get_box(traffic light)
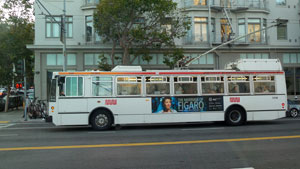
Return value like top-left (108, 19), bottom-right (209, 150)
top-left (16, 60), bottom-right (24, 76)
top-left (16, 83), bottom-right (23, 89)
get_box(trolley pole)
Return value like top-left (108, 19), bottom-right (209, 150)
top-left (62, 0), bottom-right (67, 72)
top-left (24, 58), bottom-right (28, 121)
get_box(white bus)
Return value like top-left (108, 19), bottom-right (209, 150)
top-left (47, 59), bottom-right (287, 130)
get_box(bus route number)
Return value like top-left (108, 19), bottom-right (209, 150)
top-left (230, 97), bottom-right (240, 103)
top-left (105, 99), bottom-right (117, 105)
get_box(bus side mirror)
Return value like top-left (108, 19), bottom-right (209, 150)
top-left (58, 77), bottom-right (65, 85)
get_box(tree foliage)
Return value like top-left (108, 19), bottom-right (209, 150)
top-left (0, 0), bottom-right (34, 112)
top-left (94, 0), bottom-right (190, 68)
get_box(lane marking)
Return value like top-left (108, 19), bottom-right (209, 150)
top-left (0, 121), bottom-right (10, 124)
top-left (181, 127), bottom-right (225, 131)
top-left (0, 124), bottom-right (15, 129)
top-left (1, 135), bottom-right (300, 151)
top-left (0, 134), bottom-right (19, 137)
top-left (0, 126), bottom-right (75, 130)
top-left (231, 168), bottom-right (254, 169)
top-left (88, 131), bottom-right (116, 134)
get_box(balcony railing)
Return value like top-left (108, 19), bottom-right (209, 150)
top-left (182, 0), bottom-right (269, 11)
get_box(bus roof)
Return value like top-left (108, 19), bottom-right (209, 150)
top-left (52, 59), bottom-right (284, 78)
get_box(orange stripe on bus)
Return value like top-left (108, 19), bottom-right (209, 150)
top-left (59, 72), bottom-right (156, 75)
top-left (58, 71), bottom-right (284, 76)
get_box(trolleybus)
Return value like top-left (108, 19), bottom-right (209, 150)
top-left (47, 59), bottom-right (287, 130)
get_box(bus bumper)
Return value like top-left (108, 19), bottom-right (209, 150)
top-left (45, 116), bottom-right (53, 123)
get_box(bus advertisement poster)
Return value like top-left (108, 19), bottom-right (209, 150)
top-left (152, 96), bottom-right (223, 113)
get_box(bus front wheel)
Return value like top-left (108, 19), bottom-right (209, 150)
top-left (225, 107), bottom-right (246, 126)
top-left (91, 110), bottom-right (113, 131)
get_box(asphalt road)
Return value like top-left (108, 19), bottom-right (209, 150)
top-left (1, 118), bottom-right (300, 169)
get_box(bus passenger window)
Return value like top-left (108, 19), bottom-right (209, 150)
top-left (228, 76), bottom-right (250, 94)
top-left (174, 76), bottom-right (197, 95)
top-left (116, 76), bottom-right (142, 96)
top-left (253, 76), bottom-right (275, 94)
top-left (92, 77), bottom-right (113, 96)
top-left (201, 76), bottom-right (224, 94)
top-left (146, 76), bottom-right (170, 95)
top-left (65, 77), bottom-right (84, 97)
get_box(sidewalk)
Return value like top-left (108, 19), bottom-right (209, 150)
top-left (0, 108), bottom-right (41, 123)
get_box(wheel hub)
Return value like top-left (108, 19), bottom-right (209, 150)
top-left (229, 110), bottom-right (241, 123)
top-left (95, 114), bottom-right (108, 127)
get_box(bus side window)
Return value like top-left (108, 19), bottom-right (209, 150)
top-left (65, 77), bottom-right (84, 97)
top-left (146, 76), bottom-right (170, 95)
top-left (92, 76), bottom-right (113, 96)
top-left (228, 76), bottom-right (250, 94)
top-left (174, 76), bottom-right (197, 95)
top-left (116, 76), bottom-right (142, 96)
top-left (253, 76), bottom-right (275, 94)
top-left (201, 76), bottom-right (224, 94)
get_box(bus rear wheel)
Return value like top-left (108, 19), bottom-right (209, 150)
top-left (225, 107), bottom-right (246, 126)
top-left (91, 110), bottom-right (113, 131)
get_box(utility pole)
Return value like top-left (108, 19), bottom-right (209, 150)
top-left (62, 0), bottom-right (67, 72)
top-left (24, 58), bottom-right (27, 121)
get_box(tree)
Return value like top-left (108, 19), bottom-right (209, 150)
top-left (0, 0), bottom-right (34, 112)
top-left (94, 0), bottom-right (190, 67)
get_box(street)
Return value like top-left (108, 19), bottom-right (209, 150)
top-left (1, 118), bottom-right (300, 169)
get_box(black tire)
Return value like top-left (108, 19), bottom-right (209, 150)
top-left (290, 108), bottom-right (299, 118)
top-left (90, 110), bottom-right (113, 131)
top-left (225, 107), bottom-right (246, 126)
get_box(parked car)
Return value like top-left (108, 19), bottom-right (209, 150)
top-left (0, 95), bottom-right (23, 111)
top-left (0, 98), bottom-right (5, 111)
top-left (287, 99), bottom-right (300, 117)
top-left (0, 88), bottom-right (7, 98)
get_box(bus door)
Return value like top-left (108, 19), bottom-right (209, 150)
top-left (48, 78), bottom-right (58, 124)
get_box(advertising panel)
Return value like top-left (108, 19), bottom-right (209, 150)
top-left (152, 96), bottom-right (223, 113)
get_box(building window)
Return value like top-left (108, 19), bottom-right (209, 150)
top-left (210, 18), bottom-right (215, 42)
top-left (277, 20), bottom-right (287, 40)
top-left (283, 53), bottom-right (300, 64)
top-left (194, 17), bottom-right (208, 42)
top-left (194, 0), bottom-right (207, 5)
top-left (188, 53), bottom-right (214, 64)
top-left (220, 0), bottom-right (231, 8)
top-left (262, 19), bottom-right (267, 43)
top-left (86, 16), bottom-right (101, 42)
top-left (238, 19), bottom-right (246, 42)
top-left (220, 18), bottom-right (232, 42)
top-left (276, 0), bottom-right (286, 5)
top-left (46, 16), bottom-right (72, 38)
top-left (240, 53), bottom-right (269, 59)
top-left (85, 0), bottom-right (99, 5)
top-left (84, 53), bottom-right (112, 66)
top-left (65, 17), bottom-right (73, 38)
top-left (46, 54), bottom-right (76, 66)
top-left (248, 19), bottom-right (261, 43)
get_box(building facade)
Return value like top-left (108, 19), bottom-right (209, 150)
top-left (27, 0), bottom-right (300, 100)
